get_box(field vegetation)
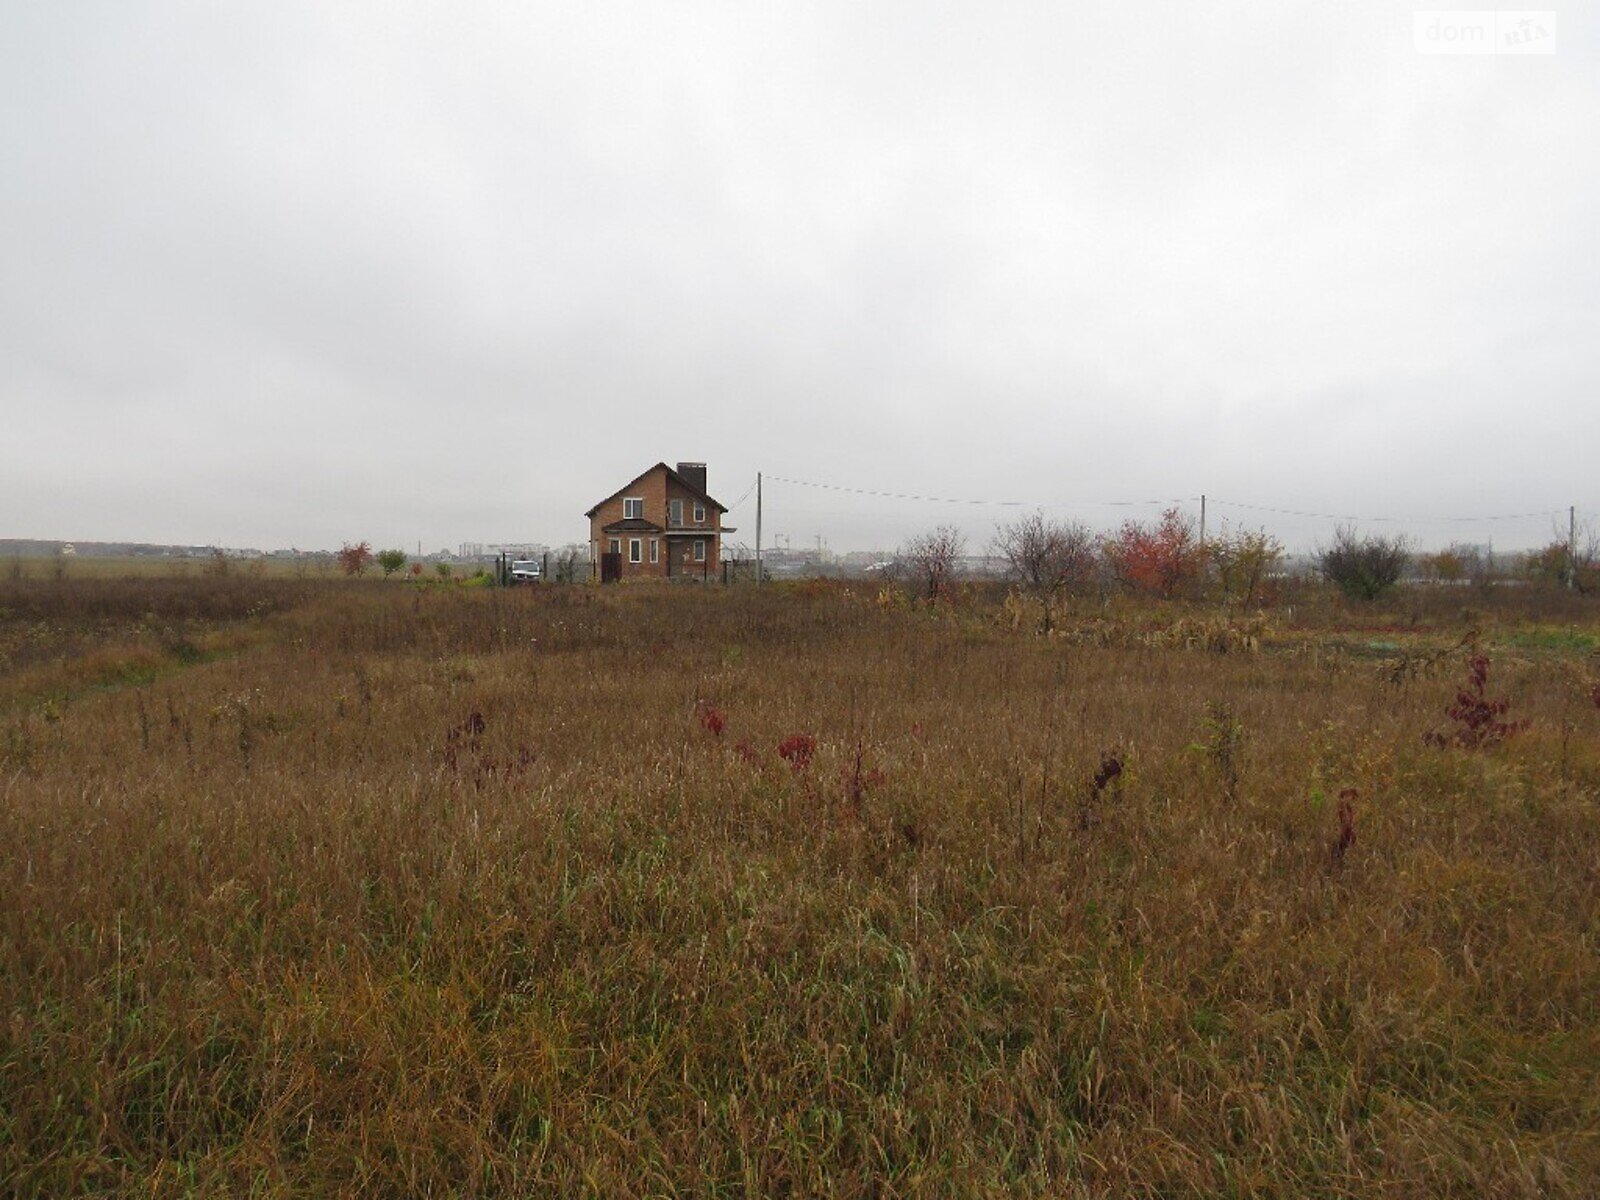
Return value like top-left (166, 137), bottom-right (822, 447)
top-left (2, 567), bottom-right (1598, 1196)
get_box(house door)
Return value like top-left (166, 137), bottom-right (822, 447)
top-left (600, 552), bottom-right (622, 583)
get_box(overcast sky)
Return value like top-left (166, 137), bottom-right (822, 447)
top-left (4, 2), bottom-right (1595, 554)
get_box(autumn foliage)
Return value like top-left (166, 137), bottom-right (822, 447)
top-left (1424, 654), bottom-right (1527, 750)
top-left (695, 700), bottom-right (727, 737)
top-left (777, 733), bottom-right (817, 773)
top-left (337, 541), bottom-right (374, 577)
top-left (1103, 507), bottom-right (1203, 598)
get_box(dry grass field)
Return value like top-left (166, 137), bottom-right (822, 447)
top-left (3, 573), bottom-right (1598, 1197)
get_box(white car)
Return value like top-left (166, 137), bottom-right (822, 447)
top-left (510, 559), bottom-right (542, 582)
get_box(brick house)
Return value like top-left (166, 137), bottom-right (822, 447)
top-left (586, 462), bottom-right (734, 581)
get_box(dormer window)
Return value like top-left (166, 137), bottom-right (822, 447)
top-left (668, 499), bottom-right (683, 526)
top-left (623, 497), bottom-right (643, 520)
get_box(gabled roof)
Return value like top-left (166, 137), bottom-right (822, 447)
top-left (585, 462), bottom-right (728, 518)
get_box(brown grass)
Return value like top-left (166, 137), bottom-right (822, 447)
top-left (2, 577), bottom-right (1598, 1196)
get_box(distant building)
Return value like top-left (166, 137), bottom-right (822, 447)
top-left (585, 462), bottom-right (735, 582)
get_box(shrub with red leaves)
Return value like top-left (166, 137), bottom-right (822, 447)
top-left (778, 734), bottom-right (817, 773)
top-left (1091, 753), bottom-right (1123, 793)
top-left (1424, 654), bottom-right (1527, 750)
top-left (337, 541), bottom-right (374, 577)
top-left (695, 700), bottom-right (726, 738)
top-left (1331, 787), bottom-right (1357, 870)
top-left (440, 711), bottom-right (533, 788)
top-left (734, 739), bottom-right (760, 764)
top-left (1077, 750), bottom-right (1124, 830)
top-left (1103, 507), bottom-right (1203, 599)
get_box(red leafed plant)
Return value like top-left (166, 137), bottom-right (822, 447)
top-left (841, 741), bottom-right (885, 811)
top-left (1331, 787), bottom-right (1357, 871)
top-left (694, 700), bottom-right (726, 738)
top-left (1077, 750), bottom-right (1124, 831)
top-left (1424, 654), bottom-right (1527, 750)
top-left (337, 541), bottom-right (374, 577)
top-left (1103, 507), bottom-right (1203, 599)
top-left (778, 734), bottom-right (817, 773)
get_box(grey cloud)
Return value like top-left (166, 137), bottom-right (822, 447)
top-left (3, 2), bottom-right (1594, 551)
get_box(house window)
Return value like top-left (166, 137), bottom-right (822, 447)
top-left (608, 538), bottom-right (620, 555)
top-left (623, 497), bottom-right (643, 520)
top-left (693, 501), bottom-right (706, 524)
top-left (649, 538), bottom-right (659, 563)
top-left (694, 539), bottom-right (706, 562)
top-left (629, 538), bottom-right (642, 564)
top-left (668, 499), bottom-right (683, 526)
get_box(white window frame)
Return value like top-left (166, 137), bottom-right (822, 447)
top-left (628, 538), bottom-right (642, 564)
top-left (668, 498), bottom-right (683, 526)
top-left (649, 538), bottom-right (659, 564)
top-left (694, 539), bottom-right (706, 562)
top-left (693, 501), bottom-right (706, 524)
top-left (608, 537), bottom-right (621, 555)
top-left (623, 497), bottom-right (643, 520)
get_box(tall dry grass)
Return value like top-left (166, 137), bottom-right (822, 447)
top-left (2, 578), bottom-right (1598, 1196)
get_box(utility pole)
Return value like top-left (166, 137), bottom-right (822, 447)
top-left (1199, 493), bottom-right (1207, 548)
top-left (1570, 505), bottom-right (1579, 591)
top-left (755, 472), bottom-right (763, 586)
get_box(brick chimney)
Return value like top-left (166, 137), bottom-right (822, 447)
top-left (675, 462), bottom-right (707, 494)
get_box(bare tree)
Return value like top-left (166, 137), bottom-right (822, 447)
top-left (1554, 516), bottom-right (1600, 592)
top-left (1582, 522), bottom-right (1600, 593)
top-left (551, 545), bottom-right (585, 584)
top-left (901, 525), bottom-right (965, 600)
top-left (992, 511), bottom-right (1096, 629)
top-left (1317, 527), bottom-right (1409, 601)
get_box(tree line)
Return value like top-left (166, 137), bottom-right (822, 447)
top-left (898, 508), bottom-right (1598, 613)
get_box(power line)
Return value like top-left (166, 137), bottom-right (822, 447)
top-left (755, 472), bottom-right (1582, 541)
top-left (723, 476), bottom-right (759, 512)
top-left (764, 473), bottom-right (1196, 510)
top-left (1207, 498), bottom-right (1568, 525)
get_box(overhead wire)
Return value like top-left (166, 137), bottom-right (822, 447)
top-left (723, 477), bottom-right (759, 512)
top-left (1205, 498), bottom-right (1569, 525)
top-left (757, 474), bottom-right (1573, 528)
top-left (763, 473), bottom-right (1196, 510)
